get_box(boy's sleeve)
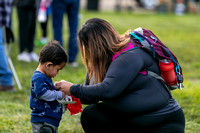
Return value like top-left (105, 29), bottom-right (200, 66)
top-left (32, 78), bottom-right (48, 99)
top-left (39, 90), bottom-right (63, 101)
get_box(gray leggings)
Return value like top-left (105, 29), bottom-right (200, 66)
top-left (31, 122), bottom-right (58, 133)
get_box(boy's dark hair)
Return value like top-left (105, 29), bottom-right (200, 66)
top-left (39, 40), bottom-right (68, 65)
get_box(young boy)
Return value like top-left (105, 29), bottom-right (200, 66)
top-left (30, 40), bottom-right (68, 133)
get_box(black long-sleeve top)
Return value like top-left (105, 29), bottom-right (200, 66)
top-left (70, 48), bottom-right (173, 114)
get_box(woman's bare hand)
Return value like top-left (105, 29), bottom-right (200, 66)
top-left (54, 80), bottom-right (73, 95)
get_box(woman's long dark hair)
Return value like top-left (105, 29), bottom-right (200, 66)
top-left (78, 18), bottom-right (130, 84)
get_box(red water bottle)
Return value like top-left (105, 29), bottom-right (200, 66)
top-left (159, 59), bottom-right (177, 86)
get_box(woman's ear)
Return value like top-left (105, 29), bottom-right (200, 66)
top-left (46, 62), bottom-right (53, 69)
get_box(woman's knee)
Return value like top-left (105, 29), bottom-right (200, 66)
top-left (81, 104), bottom-right (98, 122)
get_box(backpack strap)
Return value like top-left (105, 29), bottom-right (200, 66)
top-left (147, 71), bottom-right (164, 81)
top-left (147, 71), bottom-right (172, 97)
top-left (148, 71), bottom-right (178, 89)
top-left (130, 31), bottom-right (156, 58)
top-left (112, 47), bottom-right (140, 61)
top-left (112, 42), bottom-right (138, 61)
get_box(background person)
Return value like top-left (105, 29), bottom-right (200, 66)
top-left (52, 0), bottom-right (80, 67)
top-left (14, 0), bottom-right (39, 62)
top-left (0, 0), bottom-right (15, 92)
top-left (55, 18), bottom-right (185, 133)
top-left (35, 0), bottom-right (52, 46)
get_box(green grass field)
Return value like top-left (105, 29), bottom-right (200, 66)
top-left (0, 10), bottom-right (200, 132)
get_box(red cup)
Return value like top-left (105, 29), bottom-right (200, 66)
top-left (159, 59), bottom-right (177, 86)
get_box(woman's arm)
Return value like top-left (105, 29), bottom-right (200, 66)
top-left (70, 49), bottom-right (147, 101)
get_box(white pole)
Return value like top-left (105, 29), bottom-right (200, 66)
top-left (8, 57), bottom-right (22, 90)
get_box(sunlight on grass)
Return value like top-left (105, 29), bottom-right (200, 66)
top-left (0, 9), bottom-right (200, 132)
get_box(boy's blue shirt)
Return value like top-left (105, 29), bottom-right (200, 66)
top-left (30, 71), bottom-right (63, 127)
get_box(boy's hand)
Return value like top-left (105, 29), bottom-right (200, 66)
top-left (54, 80), bottom-right (73, 95)
top-left (61, 92), bottom-right (65, 98)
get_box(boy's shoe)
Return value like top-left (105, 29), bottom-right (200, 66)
top-left (0, 85), bottom-right (16, 92)
top-left (29, 52), bottom-right (39, 62)
top-left (17, 52), bottom-right (31, 62)
top-left (68, 61), bottom-right (78, 67)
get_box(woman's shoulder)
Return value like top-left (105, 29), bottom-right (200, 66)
top-left (114, 48), bottom-right (151, 63)
top-left (111, 47), bottom-right (157, 72)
